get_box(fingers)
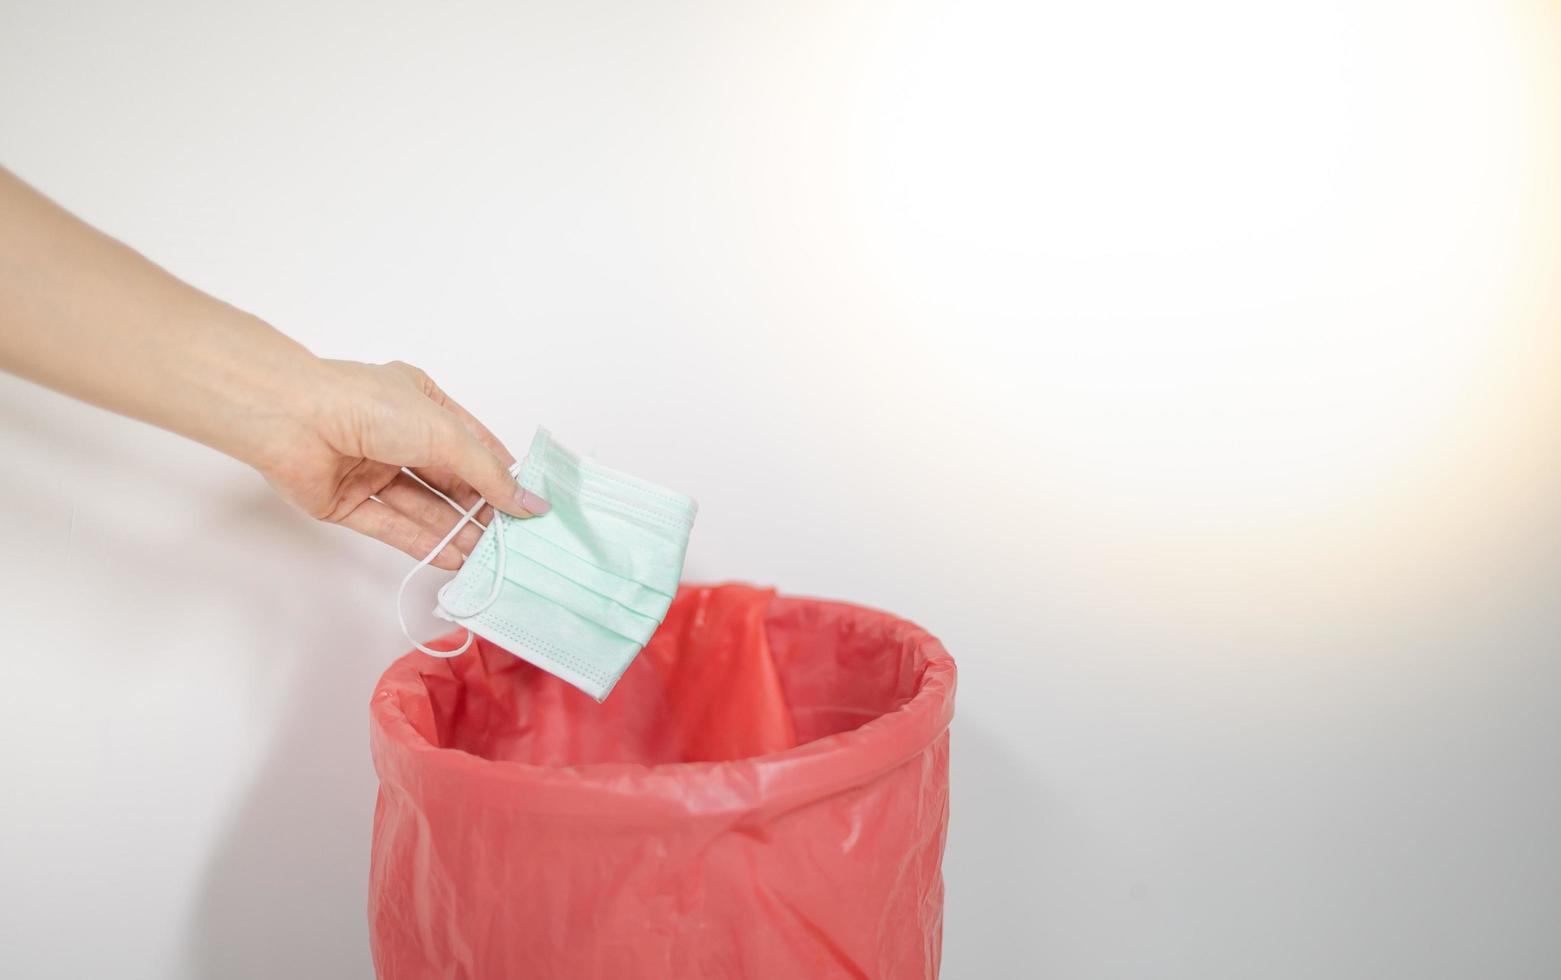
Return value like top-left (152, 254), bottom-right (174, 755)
top-left (431, 389), bottom-right (517, 469)
top-left (337, 498), bottom-right (465, 571)
top-left (420, 387), bottom-right (540, 520)
top-left (427, 414), bottom-right (550, 519)
top-left (408, 464), bottom-right (489, 519)
top-left (404, 467), bottom-right (520, 531)
top-left (397, 360), bottom-right (517, 468)
top-left (377, 471), bottom-right (486, 556)
top-left (379, 361), bottom-right (550, 519)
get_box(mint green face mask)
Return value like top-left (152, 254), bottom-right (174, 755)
top-left (395, 427), bottom-right (697, 702)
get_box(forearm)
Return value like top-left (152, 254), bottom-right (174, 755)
top-left (0, 166), bottom-right (321, 469)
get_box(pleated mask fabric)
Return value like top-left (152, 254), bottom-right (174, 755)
top-left (426, 428), bottom-right (697, 701)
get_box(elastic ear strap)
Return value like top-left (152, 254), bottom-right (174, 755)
top-left (396, 495), bottom-right (488, 658)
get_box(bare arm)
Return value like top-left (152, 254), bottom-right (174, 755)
top-left (0, 166), bottom-right (547, 568)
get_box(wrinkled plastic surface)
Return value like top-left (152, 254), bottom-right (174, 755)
top-left (369, 583), bottom-right (956, 979)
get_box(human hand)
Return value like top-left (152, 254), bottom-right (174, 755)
top-left (0, 169), bottom-right (549, 568)
top-left (0, 170), bottom-right (546, 569)
top-left (253, 358), bottom-right (548, 570)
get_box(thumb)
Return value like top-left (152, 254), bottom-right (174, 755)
top-left (435, 419), bottom-right (550, 518)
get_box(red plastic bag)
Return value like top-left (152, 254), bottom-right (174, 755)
top-left (368, 583), bottom-right (956, 979)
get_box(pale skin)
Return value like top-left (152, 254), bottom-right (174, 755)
top-left (0, 166), bottom-right (549, 569)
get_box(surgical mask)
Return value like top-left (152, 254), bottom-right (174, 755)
top-left (396, 427), bottom-right (697, 702)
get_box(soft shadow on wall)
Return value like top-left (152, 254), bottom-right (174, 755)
top-left (941, 718), bottom-right (1058, 978)
top-left (179, 494), bottom-right (396, 979)
top-left (0, 383), bottom-right (382, 979)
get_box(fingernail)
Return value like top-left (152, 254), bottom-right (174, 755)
top-left (520, 489), bottom-right (551, 516)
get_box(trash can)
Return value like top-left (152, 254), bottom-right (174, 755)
top-left (368, 583), bottom-right (956, 979)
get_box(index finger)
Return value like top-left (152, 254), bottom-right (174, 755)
top-left (425, 385), bottom-right (516, 468)
top-left (425, 413), bottom-right (548, 519)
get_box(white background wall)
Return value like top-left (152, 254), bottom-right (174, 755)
top-left (3, 1), bottom-right (1561, 977)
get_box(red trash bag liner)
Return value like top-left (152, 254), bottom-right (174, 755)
top-left (368, 582), bottom-right (956, 980)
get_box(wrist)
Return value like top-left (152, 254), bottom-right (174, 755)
top-left (190, 313), bottom-right (327, 475)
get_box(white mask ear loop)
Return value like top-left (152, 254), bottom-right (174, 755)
top-left (395, 492), bottom-right (509, 658)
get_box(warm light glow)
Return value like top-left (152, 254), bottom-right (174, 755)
top-left (791, 0), bottom-right (1561, 621)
